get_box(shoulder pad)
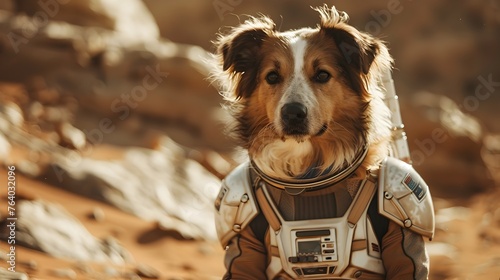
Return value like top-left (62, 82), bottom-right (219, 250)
top-left (378, 157), bottom-right (435, 240)
top-left (214, 162), bottom-right (259, 247)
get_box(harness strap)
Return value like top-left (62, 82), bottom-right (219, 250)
top-left (255, 180), bottom-right (282, 232)
top-left (270, 245), bottom-right (280, 257)
top-left (347, 170), bottom-right (378, 227)
top-left (352, 239), bottom-right (368, 251)
top-left (254, 169), bottom-right (379, 233)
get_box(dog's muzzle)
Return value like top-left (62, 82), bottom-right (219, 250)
top-left (281, 102), bottom-right (308, 135)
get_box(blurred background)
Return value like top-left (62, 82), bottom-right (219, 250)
top-left (0, 0), bottom-right (499, 279)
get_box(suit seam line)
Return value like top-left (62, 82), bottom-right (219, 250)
top-left (226, 235), bottom-right (243, 280)
top-left (400, 227), bottom-right (417, 280)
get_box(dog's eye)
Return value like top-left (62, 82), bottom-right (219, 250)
top-left (313, 71), bottom-right (331, 83)
top-left (265, 72), bottom-right (280, 85)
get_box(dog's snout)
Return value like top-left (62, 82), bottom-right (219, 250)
top-left (281, 102), bottom-right (307, 122)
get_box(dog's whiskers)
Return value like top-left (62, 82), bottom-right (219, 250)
top-left (249, 122), bottom-right (277, 149)
top-left (327, 121), bottom-right (350, 135)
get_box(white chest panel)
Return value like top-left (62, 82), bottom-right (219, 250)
top-left (262, 180), bottom-right (384, 279)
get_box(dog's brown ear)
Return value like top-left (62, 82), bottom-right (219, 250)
top-left (315, 5), bottom-right (381, 75)
top-left (216, 17), bottom-right (275, 99)
top-left (220, 28), bottom-right (267, 73)
top-left (315, 6), bottom-right (390, 94)
top-left (321, 26), bottom-right (384, 94)
top-left (327, 28), bottom-right (380, 75)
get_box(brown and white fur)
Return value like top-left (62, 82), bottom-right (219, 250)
top-left (212, 6), bottom-right (393, 180)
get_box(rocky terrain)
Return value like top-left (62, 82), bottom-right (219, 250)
top-left (0, 0), bottom-right (499, 279)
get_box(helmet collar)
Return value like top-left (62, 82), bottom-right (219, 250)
top-left (251, 144), bottom-right (369, 195)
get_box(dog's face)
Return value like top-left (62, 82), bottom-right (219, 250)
top-left (245, 29), bottom-right (369, 140)
top-left (214, 6), bottom-right (392, 179)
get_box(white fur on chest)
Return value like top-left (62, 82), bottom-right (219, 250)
top-left (253, 138), bottom-right (313, 178)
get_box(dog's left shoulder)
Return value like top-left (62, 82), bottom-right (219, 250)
top-left (214, 162), bottom-right (259, 247)
top-left (377, 157), bottom-right (435, 240)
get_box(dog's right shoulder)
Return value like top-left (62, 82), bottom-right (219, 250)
top-left (214, 162), bottom-right (260, 247)
top-left (377, 157), bottom-right (435, 240)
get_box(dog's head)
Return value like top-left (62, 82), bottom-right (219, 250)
top-left (213, 6), bottom-right (393, 179)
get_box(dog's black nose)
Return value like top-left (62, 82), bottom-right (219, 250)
top-left (281, 102), bottom-right (307, 122)
top-left (281, 102), bottom-right (308, 135)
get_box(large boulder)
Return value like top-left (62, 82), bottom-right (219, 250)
top-left (43, 137), bottom-right (221, 240)
top-left (0, 3), bottom-right (230, 151)
top-left (14, 0), bottom-right (159, 43)
top-left (0, 200), bottom-right (132, 263)
top-left (0, 81), bottom-right (225, 240)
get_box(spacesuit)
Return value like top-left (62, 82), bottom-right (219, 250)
top-left (214, 154), bottom-right (435, 279)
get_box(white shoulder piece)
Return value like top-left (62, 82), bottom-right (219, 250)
top-left (214, 162), bottom-right (259, 247)
top-left (378, 157), bottom-right (435, 240)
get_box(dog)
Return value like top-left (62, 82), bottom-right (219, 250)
top-left (212, 5), bottom-right (433, 279)
top-left (213, 6), bottom-right (392, 180)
